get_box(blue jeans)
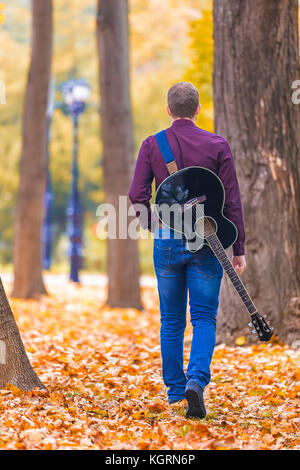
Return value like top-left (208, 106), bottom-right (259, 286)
top-left (153, 228), bottom-right (223, 402)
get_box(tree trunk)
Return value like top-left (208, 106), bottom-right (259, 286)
top-left (0, 278), bottom-right (44, 390)
top-left (12, 0), bottom-right (53, 299)
top-left (96, 0), bottom-right (142, 309)
top-left (213, 0), bottom-right (300, 344)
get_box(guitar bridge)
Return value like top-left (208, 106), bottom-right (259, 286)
top-left (183, 195), bottom-right (207, 211)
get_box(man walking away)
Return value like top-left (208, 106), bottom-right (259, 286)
top-left (129, 82), bottom-right (246, 418)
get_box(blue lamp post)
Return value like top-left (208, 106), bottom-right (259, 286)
top-left (42, 79), bottom-right (55, 270)
top-left (59, 79), bottom-right (90, 282)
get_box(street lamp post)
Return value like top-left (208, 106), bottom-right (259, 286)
top-left (59, 79), bottom-right (90, 282)
top-left (42, 79), bottom-right (55, 270)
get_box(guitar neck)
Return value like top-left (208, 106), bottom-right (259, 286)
top-left (206, 232), bottom-right (257, 316)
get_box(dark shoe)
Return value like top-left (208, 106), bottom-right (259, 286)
top-left (185, 380), bottom-right (206, 419)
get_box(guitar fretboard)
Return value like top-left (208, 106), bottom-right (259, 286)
top-left (206, 232), bottom-right (257, 315)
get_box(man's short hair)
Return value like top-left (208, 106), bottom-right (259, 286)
top-left (167, 82), bottom-right (199, 119)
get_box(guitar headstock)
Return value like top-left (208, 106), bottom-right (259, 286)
top-left (249, 313), bottom-right (273, 342)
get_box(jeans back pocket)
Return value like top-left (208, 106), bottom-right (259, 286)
top-left (153, 241), bottom-right (173, 273)
top-left (193, 250), bottom-right (223, 280)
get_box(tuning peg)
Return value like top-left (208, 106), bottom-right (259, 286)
top-left (251, 329), bottom-right (256, 335)
top-left (248, 322), bottom-right (252, 328)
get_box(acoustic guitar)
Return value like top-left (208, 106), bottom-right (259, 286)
top-left (154, 166), bottom-right (273, 342)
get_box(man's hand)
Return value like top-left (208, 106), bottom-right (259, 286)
top-left (232, 255), bottom-right (246, 275)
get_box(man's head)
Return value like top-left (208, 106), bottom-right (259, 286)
top-left (167, 82), bottom-right (200, 121)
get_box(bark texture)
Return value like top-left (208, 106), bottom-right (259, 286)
top-left (214, 0), bottom-right (300, 344)
top-left (12, 0), bottom-right (52, 299)
top-left (0, 278), bottom-right (44, 390)
top-left (96, 0), bottom-right (142, 309)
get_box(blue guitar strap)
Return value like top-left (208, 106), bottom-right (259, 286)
top-left (155, 130), bottom-right (178, 174)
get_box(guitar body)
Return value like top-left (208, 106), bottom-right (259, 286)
top-left (154, 166), bottom-right (237, 252)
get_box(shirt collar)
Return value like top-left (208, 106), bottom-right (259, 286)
top-left (171, 119), bottom-right (197, 128)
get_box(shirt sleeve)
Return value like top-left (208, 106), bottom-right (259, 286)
top-left (128, 138), bottom-right (156, 231)
top-left (217, 140), bottom-right (245, 256)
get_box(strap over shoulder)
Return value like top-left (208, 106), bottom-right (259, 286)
top-left (155, 130), bottom-right (178, 175)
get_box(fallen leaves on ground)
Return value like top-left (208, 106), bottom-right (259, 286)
top-left (0, 275), bottom-right (299, 450)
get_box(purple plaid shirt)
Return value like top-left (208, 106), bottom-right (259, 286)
top-left (129, 119), bottom-right (245, 256)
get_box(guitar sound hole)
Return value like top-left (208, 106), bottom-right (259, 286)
top-left (203, 217), bottom-right (216, 237)
top-left (195, 217), bottom-right (216, 238)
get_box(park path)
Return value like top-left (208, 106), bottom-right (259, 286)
top-left (0, 274), bottom-right (298, 449)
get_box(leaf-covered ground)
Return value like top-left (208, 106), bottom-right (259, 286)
top-left (0, 275), bottom-right (299, 450)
